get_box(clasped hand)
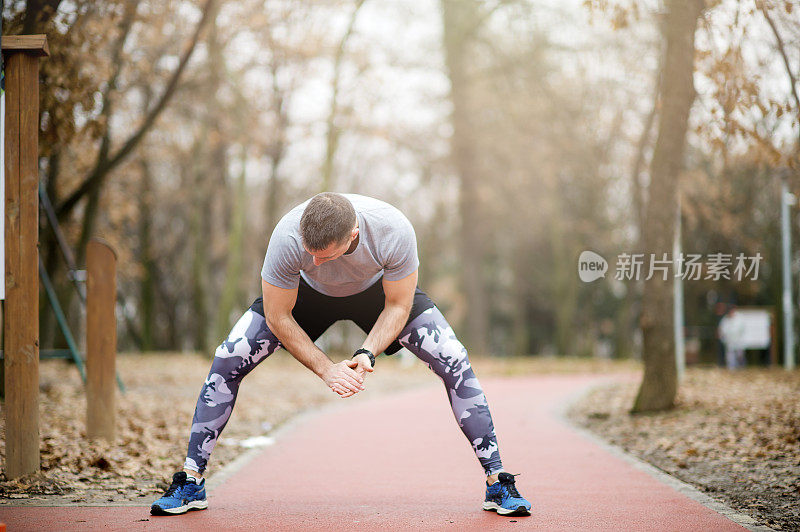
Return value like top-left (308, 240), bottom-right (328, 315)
top-left (321, 352), bottom-right (374, 398)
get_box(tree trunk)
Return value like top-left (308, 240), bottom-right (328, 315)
top-left (620, 65), bottom-right (661, 361)
top-left (138, 157), bottom-right (156, 351)
top-left (22, 0), bottom-right (63, 34)
top-left (39, 151), bottom-right (62, 348)
top-left (442, 0), bottom-right (490, 355)
top-left (550, 201), bottom-right (579, 356)
top-left (188, 145), bottom-right (211, 354)
top-left (266, 59), bottom-right (288, 233)
top-left (203, 5), bottom-right (241, 347)
top-left (631, 83), bottom-right (660, 238)
top-left (321, 0), bottom-right (366, 192)
top-left (56, 0), bottom-right (217, 224)
top-left (215, 150), bottom-right (248, 342)
top-left (266, 152), bottom-right (281, 234)
top-left (632, 0), bottom-right (703, 413)
top-left (511, 240), bottom-right (530, 357)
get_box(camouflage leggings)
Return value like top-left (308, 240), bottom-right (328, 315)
top-left (183, 306), bottom-right (503, 476)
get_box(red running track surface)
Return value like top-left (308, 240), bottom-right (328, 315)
top-left (0, 374), bottom-right (747, 531)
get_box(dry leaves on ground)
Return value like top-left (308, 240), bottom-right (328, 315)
top-left (569, 367), bottom-right (800, 531)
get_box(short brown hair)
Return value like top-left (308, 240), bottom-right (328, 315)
top-left (300, 193), bottom-right (357, 251)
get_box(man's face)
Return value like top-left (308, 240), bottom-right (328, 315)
top-left (305, 227), bottom-right (359, 266)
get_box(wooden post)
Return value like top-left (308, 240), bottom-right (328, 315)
top-left (86, 238), bottom-right (117, 441)
top-left (3, 35), bottom-right (48, 479)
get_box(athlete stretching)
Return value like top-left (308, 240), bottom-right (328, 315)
top-left (151, 192), bottom-right (531, 517)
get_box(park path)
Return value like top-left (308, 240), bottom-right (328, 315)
top-left (0, 374), bottom-right (749, 531)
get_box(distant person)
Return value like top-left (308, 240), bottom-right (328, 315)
top-left (713, 302), bottom-right (729, 367)
top-left (718, 306), bottom-right (746, 369)
top-left (150, 193), bottom-right (531, 517)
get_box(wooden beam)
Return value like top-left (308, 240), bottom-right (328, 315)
top-left (1, 35), bottom-right (49, 57)
top-left (3, 41), bottom-right (46, 478)
top-left (86, 239), bottom-right (117, 441)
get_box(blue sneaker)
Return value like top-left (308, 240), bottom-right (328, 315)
top-left (483, 472), bottom-right (531, 516)
top-left (150, 472), bottom-right (208, 516)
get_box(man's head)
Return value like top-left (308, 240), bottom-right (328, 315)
top-left (300, 192), bottom-right (359, 266)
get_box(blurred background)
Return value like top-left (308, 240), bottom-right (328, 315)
top-left (3, 0), bottom-right (799, 365)
top-left (2, 3), bottom-right (800, 526)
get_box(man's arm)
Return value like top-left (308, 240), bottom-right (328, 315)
top-left (262, 279), bottom-right (364, 396)
top-left (352, 270), bottom-right (417, 376)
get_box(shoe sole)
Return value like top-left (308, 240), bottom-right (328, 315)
top-left (483, 501), bottom-right (531, 516)
top-left (151, 500), bottom-right (208, 516)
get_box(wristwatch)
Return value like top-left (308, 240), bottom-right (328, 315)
top-left (353, 348), bottom-right (375, 368)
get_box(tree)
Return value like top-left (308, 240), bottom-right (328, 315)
top-left (4, 0), bottom-right (217, 347)
top-left (633, 0), bottom-right (705, 413)
top-left (441, 0), bottom-right (491, 355)
top-left (55, 0), bottom-right (218, 259)
top-left (321, 0), bottom-right (366, 192)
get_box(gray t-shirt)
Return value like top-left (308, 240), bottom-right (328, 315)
top-left (261, 194), bottom-right (419, 297)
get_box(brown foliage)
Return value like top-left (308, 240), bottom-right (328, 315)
top-left (572, 368), bottom-right (800, 530)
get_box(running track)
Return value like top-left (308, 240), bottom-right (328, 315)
top-left (0, 375), bottom-right (752, 531)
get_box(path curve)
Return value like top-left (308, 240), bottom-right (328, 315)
top-left (0, 374), bottom-right (749, 531)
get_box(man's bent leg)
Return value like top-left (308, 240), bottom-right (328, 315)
top-left (184, 309), bottom-right (282, 475)
top-left (397, 306), bottom-right (503, 476)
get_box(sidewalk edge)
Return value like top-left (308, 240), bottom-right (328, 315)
top-left (554, 382), bottom-right (774, 532)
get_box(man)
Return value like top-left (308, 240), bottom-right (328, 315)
top-left (151, 192), bottom-right (531, 517)
top-left (718, 306), bottom-right (746, 369)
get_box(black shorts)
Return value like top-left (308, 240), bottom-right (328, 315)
top-left (248, 276), bottom-right (435, 355)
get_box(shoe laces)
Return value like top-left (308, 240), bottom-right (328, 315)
top-left (163, 474), bottom-right (188, 497)
top-left (500, 473), bottom-right (522, 498)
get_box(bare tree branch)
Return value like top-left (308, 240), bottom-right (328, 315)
top-left (22, 0), bottom-right (63, 33)
top-left (95, 1), bottom-right (138, 168)
top-left (464, 0), bottom-right (514, 41)
top-left (758, 1), bottom-right (800, 146)
top-left (56, 0), bottom-right (218, 221)
top-left (631, 75), bottom-right (661, 238)
top-left (321, 0), bottom-right (366, 191)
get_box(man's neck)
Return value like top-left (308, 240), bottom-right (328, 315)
top-left (344, 217), bottom-right (360, 255)
top-left (344, 233), bottom-right (359, 255)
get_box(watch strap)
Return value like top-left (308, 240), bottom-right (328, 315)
top-left (353, 348), bottom-right (375, 367)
